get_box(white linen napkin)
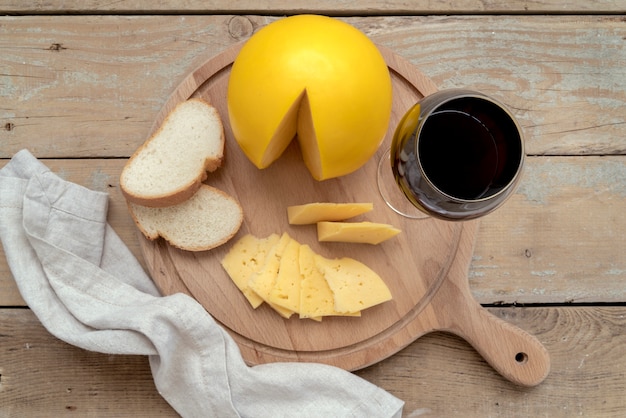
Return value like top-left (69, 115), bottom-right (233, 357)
top-left (0, 149), bottom-right (404, 418)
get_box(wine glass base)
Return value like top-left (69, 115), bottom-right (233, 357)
top-left (377, 149), bottom-right (429, 219)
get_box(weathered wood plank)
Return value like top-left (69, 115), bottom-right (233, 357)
top-left (0, 0), bottom-right (625, 14)
top-left (1, 156), bottom-right (624, 306)
top-left (0, 309), bottom-right (175, 417)
top-left (472, 155), bottom-right (626, 304)
top-left (1, 306), bottom-right (624, 417)
top-left (1, 15), bottom-right (625, 158)
top-left (0, 14), bottom-right (268, 160)
top-left (357, 306), bottom-right (626, 417)
top-left (375, 15), bottom-right (626, 157)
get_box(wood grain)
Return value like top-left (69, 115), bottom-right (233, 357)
top-left (1, 307), bottom-right (623, 417)
top-left (1, 16), bottom-right (625, 157)
top-left (472, 155), bottom-right (626, 305)
top-left (357, 306), bottom-right (626, 417)
top-left (1, 0), bottom-right (625, 14)
top-left (0, 309), bottom-right (174, 417)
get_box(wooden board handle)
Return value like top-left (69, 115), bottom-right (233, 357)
top-left (433, 255), bottom-right (551, 386)
top-left (458, 299), bottom-right (550, 386)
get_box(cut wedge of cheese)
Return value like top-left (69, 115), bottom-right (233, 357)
top-left (287, 202), bottom-right (373, 225)
top-left (317, 221), bottom-right (401, 245)
top-left (220, 233), bottom-right (280, 308)
top-left (313, 254), bottom-right (392, 313)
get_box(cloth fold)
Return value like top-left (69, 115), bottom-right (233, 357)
top-left (0, 149), bottom-right (404, 418)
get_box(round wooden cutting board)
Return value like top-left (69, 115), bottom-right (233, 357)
top-left (137, 43), bottom-right (550, 387)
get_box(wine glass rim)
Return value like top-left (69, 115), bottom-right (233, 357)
top-left (415, 90), bottom-right (525, 204)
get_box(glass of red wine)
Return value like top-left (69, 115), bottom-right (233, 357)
top-left (377, 89), bottom-right (524, 221)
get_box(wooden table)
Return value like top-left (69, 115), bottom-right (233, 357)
top-left (1, 2), bottom-right (624, 416)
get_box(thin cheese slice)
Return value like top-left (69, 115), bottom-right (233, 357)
top-left (247, 232), bottom-right (294, 318)
top-left (298, 245), bottom-right (361, 319)
top-left (287, 202), bottom-right (373, 225)
top-left (223, 232), bottom-right (392, 320)
top-left (268, 238), bottom-right (302, 312)
top-left (220, 233), bottom-right (280, 308)
top-left (269, 300), bottom-right (295, 319)
top-left (317, 221), bottom-right (401, 245)
top-left (314, 254), bottom-right (392, 313)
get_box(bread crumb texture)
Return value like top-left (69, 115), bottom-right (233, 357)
top-left (128, 184), bottom-right (242, 252)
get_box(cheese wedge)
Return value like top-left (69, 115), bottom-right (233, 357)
top-left (287, 202), bottom-right (373, 225)
top-left (220, 233), bottom-right (280, 308)
top-left (314, 254), bottom-right (392, 313)
top-left (268, 238), bottom-right (302, 313)
top-left (317, 221), bottom-right (401, 245)
top-left (247, 232), bottom-right (294, 318)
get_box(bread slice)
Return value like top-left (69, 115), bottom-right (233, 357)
top-left (120, 98), bottom-right (225, 207)
top-left (128, 184), bottom-right (243, 252)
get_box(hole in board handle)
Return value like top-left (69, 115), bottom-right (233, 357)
top-left (515, 352), bottom-right (529, 364)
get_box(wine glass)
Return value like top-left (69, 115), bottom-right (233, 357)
top-left (378, 89), bottom-right (525, 221)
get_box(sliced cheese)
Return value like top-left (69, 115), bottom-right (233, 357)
top-left (269, 300), bottom-right (295, 319)
top-left (314, 254), bottom-right (392, 313)
top-left (220, 233), bottom-right (280, 308)
top-left (223, 231), bottom-right (392, 320)
top-left (247, 232), bottom-right (294, 318)
top-left (317, 221), bottom-right (401, 245)
top-left (287, 202), bottom-right (373, 225)
top-left (268, 238), bottom-right (302, 313)
top-left (298, 244), bottom-right (361, 319)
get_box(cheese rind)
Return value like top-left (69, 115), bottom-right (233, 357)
top-left (220, 233), bottom-right (280, 308)
top-left (287, 202), bottom-right (373, 225)
top-left (313, 254), bottom-right (392, 313)
top-left (317, 221), bottom-right (401, 245)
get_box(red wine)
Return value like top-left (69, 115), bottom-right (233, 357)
top-left (419, 110), bottom-right (498, 200)
top-left (390, 91), bottom-right (524, 220)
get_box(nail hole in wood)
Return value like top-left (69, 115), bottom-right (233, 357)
top-left (515, 352), bottom-right (528, 364)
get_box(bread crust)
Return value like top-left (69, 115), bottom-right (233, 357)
top-left (127, 184), bottom-right (243, 252)
top-left (120, 168), bottom-right (210, 208)
top-left (120, 98), bottom-right (225, 207)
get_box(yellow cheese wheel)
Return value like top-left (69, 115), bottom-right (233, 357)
top-left (227, 15), bottom-right (393, 180)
